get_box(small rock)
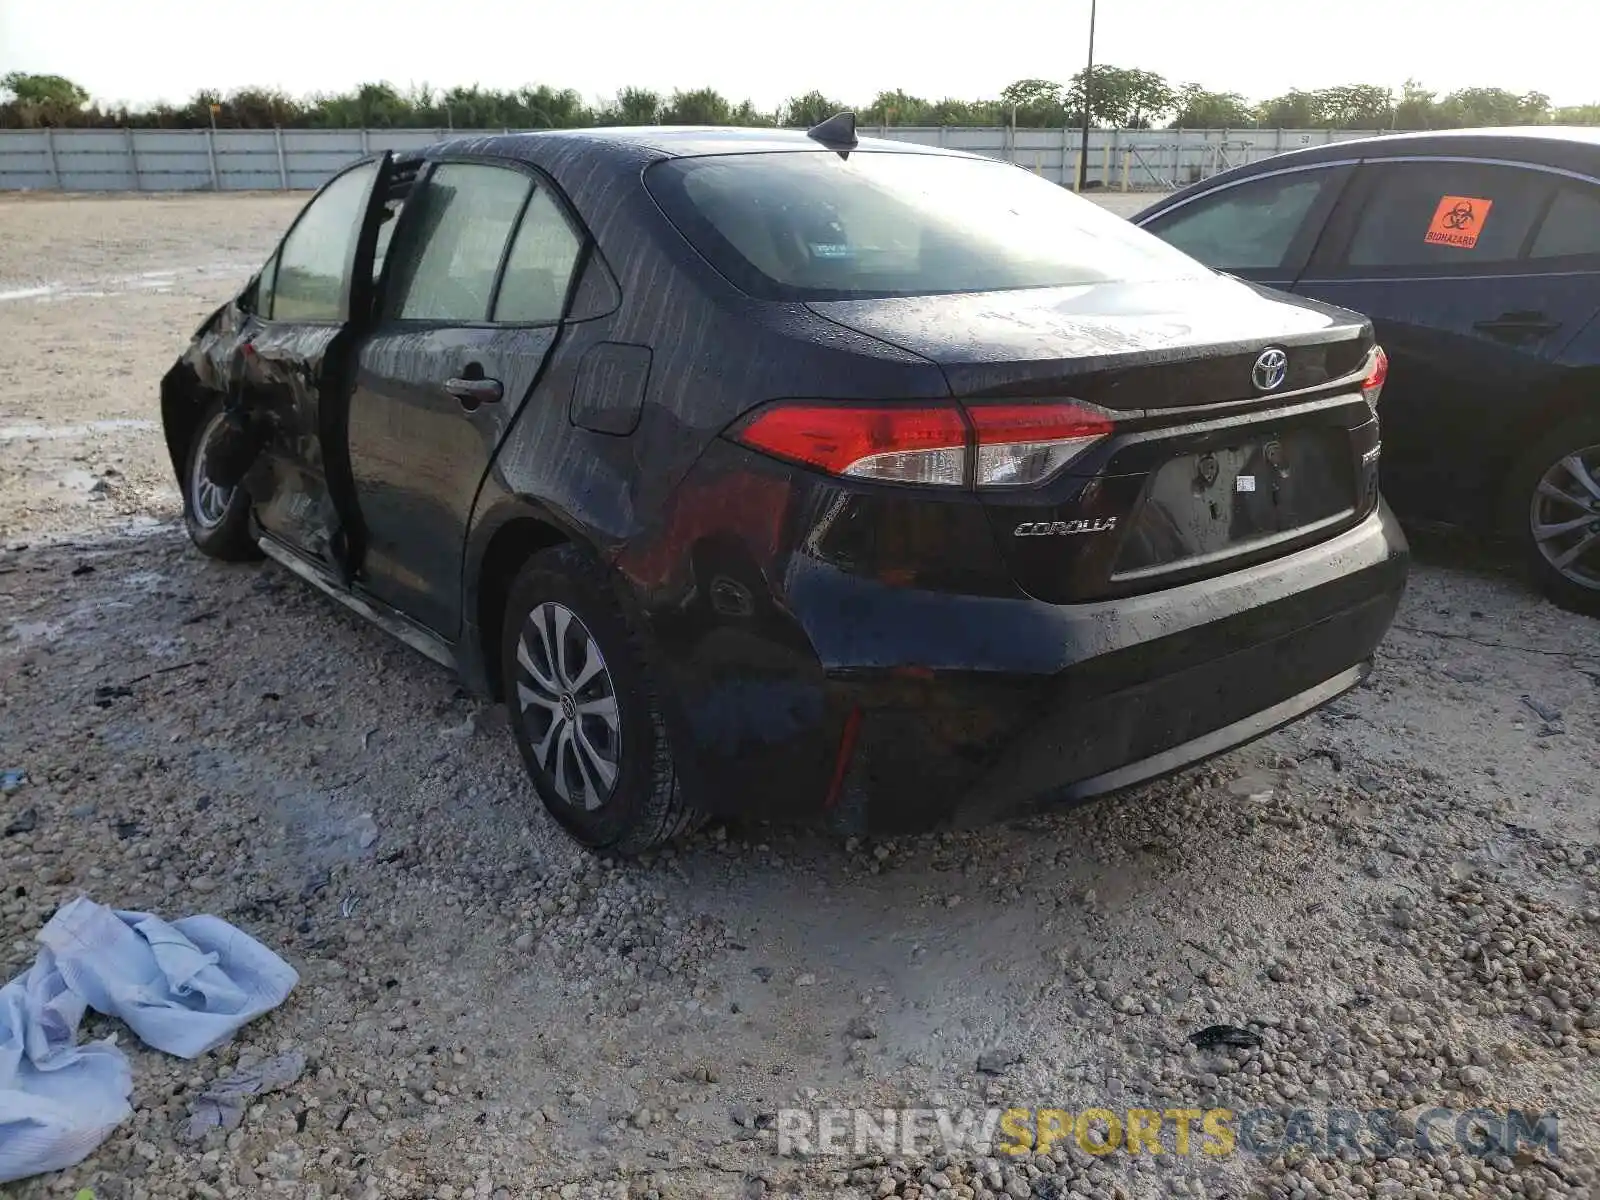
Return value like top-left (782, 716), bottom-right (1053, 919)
top-left (1458, 1065), bottom-right (1491, 1091)
top-left (731, 1103), bottom-right (755, 1128)
top-left (3, 808), bottom-right (37, 837)
top-left (846, 1015), bottom-right (880, 1040)
top-left (976, 1047), bottom-right (1018, 1075)
top-left (795, 973), bottom-right (816, 987)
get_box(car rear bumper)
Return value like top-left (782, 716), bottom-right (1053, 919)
top-left (645, 500), bottom-right (1408, 830)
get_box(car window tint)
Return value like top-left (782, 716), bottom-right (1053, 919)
top-left (1146, 171), bottom-right (1333, 271)
top-left (493, 188), bottom-right (582, 323)
top-left (389, 164), bottom-right (531, 322)
top-left (271, 161), bottom-right (378, 321)
top-left (1530, 184), bottom-right (1600, 259)
top-left (646, 151), bottom-right (1208, 301)
top-left (1344, 161), bottom-right (1553, 270)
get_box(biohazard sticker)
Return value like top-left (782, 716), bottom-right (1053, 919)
top-left (1425, 196), bottom-right (1493, 248)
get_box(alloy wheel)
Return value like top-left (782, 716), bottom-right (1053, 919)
top-left (514, 601), bottom-right (622, 811)
top-left (190, 410), bottom-right (235, 529)
top-left (1530, 444), bottom-right (1600, 592)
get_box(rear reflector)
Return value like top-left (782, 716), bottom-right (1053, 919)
top-left (1361, 345), bottom-right (1388, 411)
top-left (732, 400), bottom-right (1113, 488)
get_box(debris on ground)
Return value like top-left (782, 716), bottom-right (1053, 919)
top-left (0, 898), bottom-right (298, 1182)
top-left (178, 1049), bottom-right (306, 1142)
top-left (1187, 1023), bottom-right (1263, 1050)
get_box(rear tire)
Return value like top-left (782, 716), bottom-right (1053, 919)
top-left (499, 544), bottom-right (703, 855)
top-left (1505, 414), bottom-right (1600, 617)
top-left (182, 398), bottom-right (260, 562)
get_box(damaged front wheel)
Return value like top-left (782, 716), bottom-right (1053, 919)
top-left (183, 399), bottom-right (260, 562)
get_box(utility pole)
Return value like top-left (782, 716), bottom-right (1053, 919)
top-left (1076, 0), bottom-right (1097, 191)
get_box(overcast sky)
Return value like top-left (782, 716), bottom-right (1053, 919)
top-left (1, 0), bottom-right (1594, 111)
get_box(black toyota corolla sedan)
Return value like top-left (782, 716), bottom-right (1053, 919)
top-left (161, 118), bottom-right (1407, 853)
top-left (1135, 128), bottom-right (1600, 615)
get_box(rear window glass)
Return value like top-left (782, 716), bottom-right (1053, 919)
top-left (646, 151), bottom-right (1208, 300)
top-left (1530, 184), bottom-right (1600, 259)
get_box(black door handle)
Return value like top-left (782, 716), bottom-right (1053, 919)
top-left (1474, 312), bottom-right (1562, 337)
top-left (445, 376), bottom-right (503, 410)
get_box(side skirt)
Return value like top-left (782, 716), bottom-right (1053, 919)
top-left (257, 534), bottom-right (458, 673)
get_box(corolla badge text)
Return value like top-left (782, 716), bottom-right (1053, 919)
top-left (1014, 517), bottom-right (1119, 537)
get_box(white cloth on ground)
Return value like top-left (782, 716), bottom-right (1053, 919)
top-left (0, 897), bottom-right (298, 1184)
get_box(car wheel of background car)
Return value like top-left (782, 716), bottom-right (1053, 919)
top-left (499, 544), bottom-right (704, 854)
top-left (1506, 414), bottom-right (1600, 617)
top-left (183, 398), bottom-right (260, 562)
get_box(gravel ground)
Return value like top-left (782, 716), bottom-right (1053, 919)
top-left (2, 193), bottom-right (1599, 1200)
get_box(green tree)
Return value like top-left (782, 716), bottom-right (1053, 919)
top-left (595, 87), bottom-right (662, 126)
top-left (661, 88), bottom-right (731, 125)
top-left (1255, 88), bottom-right (1321, 127)
top-left (999, 78), bottom-right (1068, 126)
top-left (729, 100), bottom-right (775, 127)
top-left (1393, 79), bottom-right (1439, 129)
top-left (1315, 84), bottom-right (1393, 128)
top-left (1169, 84), bottom-right (1254, 127)
top-left (782, 90), bottom-right (847, 127)
top-left (1555, 104), bottom-right (1600, 125)
top-left (1068, 66), bottom-right (1175, 128)
top-left (0, 71), bottom-right (89, 126)
top-left (863, 89), bottom-right (933, 126)
top-left (1439, 87), bottom-right (1550, 127)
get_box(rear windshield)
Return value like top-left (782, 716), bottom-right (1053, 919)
top-left (646, 150), bottom-right (1209, 300)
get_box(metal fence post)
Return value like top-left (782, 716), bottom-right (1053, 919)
top-left (205, 127), bottom-right (220, 190)
top-left (44, 127), bottom-right (61, 189)
top-left (1060, 123), bottom-right (1070, 186)
top-left (360, 128), bottom-right (370, 155)
top-left (274, 127), bottom-right (289, 190)
top-left (125, 127), bottom-right (140, 190)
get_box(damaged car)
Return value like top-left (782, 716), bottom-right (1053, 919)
top-left (161, 117), bottom-right (1409, 854)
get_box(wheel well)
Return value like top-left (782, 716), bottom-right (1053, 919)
top-left (1493, 371), bottom-right (1600, 532)
top-left (159, 367), bottom-right (213, 481)
top-left (475, 516), bottom-right (571, 700)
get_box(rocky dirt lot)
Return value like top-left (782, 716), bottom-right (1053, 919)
top-left (2, 194), bottom-right (1599, 1200)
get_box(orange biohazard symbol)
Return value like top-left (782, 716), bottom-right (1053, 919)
top-left (1425, 195), bottom-right (1494, 248)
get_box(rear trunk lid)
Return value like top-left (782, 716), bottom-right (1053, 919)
top-left (809, 277), bottom-right (1382, 603)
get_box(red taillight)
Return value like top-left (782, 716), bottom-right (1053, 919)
top-left (1361, 346), bottom-right (1388, 410)
top-left (734, 403), bottom-right (968, 486)
top-left (732, 400), bottom-right (1112, 488)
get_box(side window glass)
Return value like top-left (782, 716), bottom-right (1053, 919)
top-left (389, 164), bottom-right (530, 322)
top-left (1146, 172), bottom-right (1333, 271)
top-left (1530, 184), bottom-right (1600, 259)
top-left (253, 250), bottom-right (279, 315)
top-left (493, 188), bottom-right (583, 323)
top-left (1343, 162), bottom-right (1552, 270)
top-left (271, 161), bottom-right (378, 321)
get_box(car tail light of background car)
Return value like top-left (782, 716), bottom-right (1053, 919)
top-left (1361, 346), bottom-right (1388, 413)
top-left (731, 400), bottom-right (1115, 489)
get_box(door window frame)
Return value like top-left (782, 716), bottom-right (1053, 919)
top-left (1138, 160), bottom-right (1357, 282)
top-left (254, 155), bottom-right (389, 326)
top-left (376, 156), bottom-right (593, 331)
top-left (1304, 155), bottom-right (1600, 282)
